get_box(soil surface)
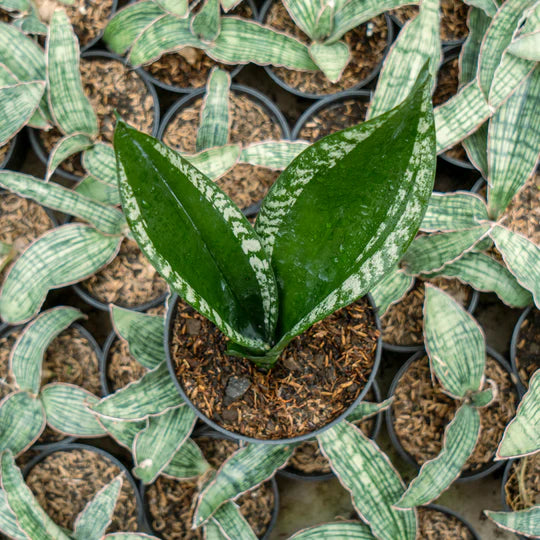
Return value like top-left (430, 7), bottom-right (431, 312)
top-left (417, 507), bottom-right (474, 539)
top-left (505, 454), bottom-right (540, 511)
top-left (0, 330), bottom-right (20, 402)
top-left (515, 308), bottom-right (540, 387)
top-left (107, 338), bottom-right (148, 391)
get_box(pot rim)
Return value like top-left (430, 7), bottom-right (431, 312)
top-left (79, 0), bottom-right (119, 52)
top-left (500, 458), bottom-right (530, 540)
top-left (421, 503), bottom-right (481, 540)
top-left (510, 306), bottom-right (533, 396)
top-left (0, 131), bottom-right (20, 170)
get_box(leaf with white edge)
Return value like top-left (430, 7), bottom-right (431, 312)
top-left (82, 143), bottom-right (118, 186)
top-left (47, 133), bottom-right (94, 180)
top-left (183, 144), bottom-right (240, 180)
top-left (290, 522), bottom-right (376, 539)
top-left (490, 225), bottom-right (540, 307)
top-left (133, 405), bottom-right (196, 484)
top-left (0, 224), bottom-right (121, 324)
top-left (370, 268), bottom-right (414, 317)
top-left (497, 370), bottom-right (540, 458)
top-left (424, 285), bottom-right (486, 397)
top-left (191, 0), bottom-right (221, 42)
top-left (485, 507), bottom-right (540, 537)
top-left (470, 387), bottom-right (494, 408)
top-left (420, 191), bottom-right (489, 232)
top-left (156, 0), bottom-right (188, 16)
top-left (206, 502), bottom-right (257, 540)
top-left (194, 443), bottom-right (294, 526)
top-left (47, 10), bottom-right (98, 137)
top-left (317, 422), bottom-right (416, 540)
top-left (508, 31), bottom-right (540, 60)
top-left (162, 438), bottom-right (211, 480)
top-left (313, 3), bottom-right (334, 41)
top-left (0, 81), bottom-right (45, 145)
top-left (221, 0), bottom-right (242, 12)
top-left (463, 0), bottom-right (498, 16)
top-left (0, 63), bottom-right (18, 86)
top-left (16, 14), bottom-right (48, 35)
top-left (308, 41), bottom-right (350, 83)
top-left (487, 68), bottom-right (540, 218)
top-left (97, 417), bottom-right (145, 451)
top-left (239, 141), bottom-right (309, 170)
top-left (73, 475), bottom-right (122, 540)
top-left (282, 0), bottom-right (320, 37)
top-left (425, 251), bottom-right (533, 308)
top-left (0, 392), bottom-right (45, 455)
top-left (0, 451), bottom-right (71, 540)
top-left (394, 404), bottom-right (481, 508)
top-left (41, 383), bottom-right (107, 437)
top-left (0, 488), bottom-right (26, 540)
top-left (368, 0), bottom-right (440, 119)
top-left (346, 397), bottom-right (394, 424)
top-left (115, 120), bottom-right (278, 358)
top-left (196, 68), bottom-right (230, 152)
top-left (0, 171), bottom-right (125, 235)
top-left (111, 305), bottom-right (165, 369)
top-left (402, 225), bottom-right (491, 275)
top-left (91, 361), bottom-right (183, 421)
top-left (75, 175), bottom-right (121, 206)
top-left (10, 306), bottom-right (83, 393)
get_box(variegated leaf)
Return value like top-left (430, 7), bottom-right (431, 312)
top-left (346, 397), bottom-right (394, 424)
top-left (0, 224), bottom-right (121, 324)
top-left (370, 268), bottom-right (414, 316)
top-left (162, 438), bottom-right (211, 480)
top-left (206, 502), bottom-right (257, 540)
top-left (191, 0), bottom-right (221, 42)
top-left (40, 383), bottom-right (107, 437)
top-left (111, 305), bottom-right (165, 370)
top-left (15, 14), bottom-right (48, 35)
top-left (75, 176), bottom-right (121, 206)
top-left (0, 392), bottom-right (45, 455)
top-left (183, 144), bottom-right (240, 180)
top-left (508, 31), bottom-right (540, 60)
top-left (194, 443), bottom-right (294, 526)
top-left (290, 522), bottom-right (376, 539)
top-left (394, 404), bottom-right (481, 508)
top-left (490, 225), bottom-right (540, 307)
top-left (156, 0), bottom-right (188, 16)
top-left (282, 0), bottom-right (321, 37)
top-left (0, 0), bottom-right (31, 11)
top-left (0, 488), bottom-right (26, 540)
top-left (133, 405), bottom-right (196, 484)
top-left (47, 132), bottom-right (93, 180)
top-left (82, 143), bottom-right (118, 186)
top-left (368, 0), bottom-right (440, 119)
top-left (497, 370), bottom-right (540, 458)
top-left (485, 507), bottom-right (540, 537)
top-left (0, 171), bottom-right (125, 235)
top-left (10, 306), bottom-right (83, 393)
top-left (220, 0), bottom-right (242, 12)
top-left (470, 387), bottom-right (495, 408)
top-left (317, 422), bottom-right (416, 540)
top-left (196, 68), bottom-right (230, 152)
top-left (104, 535), bottom-right (160, 540)
top-left (424, 285), bottom-right (485, 397)
top-left (308, 41), bottom-right (350, 83)
top-left (90, 361), bottom-right (183, 421)
top-left (239, 141), bottom-right (309, 170)
top-left (313, 3), bottom-right (334, 40)
top-left (463, 0), bottom-right (498, 16)
top-left (72, 475), bottom-right (123, 540)
top-left (47, 10), bottom-right (98, 137)
top-left (97, 417), bottom-right (145, 451)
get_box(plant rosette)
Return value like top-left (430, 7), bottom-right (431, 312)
top-left (511, 306), bottom-right (540, 394)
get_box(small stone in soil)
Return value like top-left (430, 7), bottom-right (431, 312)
top-left (225, 376), bottom-right (251, 400)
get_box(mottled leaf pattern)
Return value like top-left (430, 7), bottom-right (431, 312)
top-left (47, 133), bottom-right (94, 180)
top-left (191, 0), bottom-right (221, 42)
top-left (156, 0), bottom-right (188, 16)
top-left (290, 522), bottom-right (376, 539)
top-left (370, 268), bottom-right (414, 316)
top-left (308, 41), bottom-right (350, 83)
top-left (82, 143), bottom-right (118, 186)
top-left (163, 438), bottom-right (211, 480)
top-left (98, 417), bottom-right (145, 451)
top-left (0, 488), bottom-right (26, 540)
top-left (75, 176), bottom-right (121, 206)
top-left (282, 0), bottom-right (320, 37)
top-left (485, 507), bottom-right (540, 537)
top-left (207, 502), bottom-right (257, 540)
top-left (508, 31), bottom-right (540, 60)
top-left (346, 397), bottom-right (393, 424)
top-left (239, 141), bottom-right (309, 170)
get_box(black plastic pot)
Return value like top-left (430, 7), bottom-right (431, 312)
top-left (22, 441), bottom-right (146, 532)
top-left (422, 504), bottom-right (481, 539)
top-left (80, 0), bottom-right (119, 52)
top-left (501, 459), bottom-right (529, 540)
top-left (259, 0), bottom-right (393, 100)
top-left (28, 50), bottom-right (160, 183)
top-left (1, 131), bottom-right (27, 171)
top-left (510, 306), bottom-right (535, 397)
top-left (386, 347), bottom-right (520, 481)
top-left (278, 380), bottom-right (383, 482)
top-left (165, 292), bottom-right (382, 445)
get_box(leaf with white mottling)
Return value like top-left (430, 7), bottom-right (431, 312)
top-left (239, 141), bottom-right (309, 170)
top-left (162, 438), bottom-right (211, 480)
top-left (290, 522), bottom-right (376, 539)
top-left (0, 488), bottom-right (26, 540)
top-left (46, 132), bottom-right (93, 180)
top-left (508, 31), bottom-right (540, 60)
top-left (82, 143), bottom-right (118, 186)
top-left (97, 417), bottom-right (145, 451)
top-left (156, 0), bottom-right (188, 16)
top-left (191, 0), bottom-right (221, 42)
top-left (104, 535), bottom-right (160, 540)
top-left (75, 176), bottom-right (121, 206)
top-left (485, 507), bottom-right (540, 537)
top-left (207, 502), bottom-right (257, 540)
top-left (346, 397), bottom-right (393, 424)
top-left (0, 0), bottom-right (30, 11)
top-left (183, 144), bottom-right (240, 180)
top-left (282, 0), bottom-right (321, 37)
top-left (15, 14), bottom-right (48, 35)
top-left (370, 268), bottom-right (414, 316)
top-left (309, 41), bottom-right (350, 83)
top-left (463, 0), bottom-right (498, 16)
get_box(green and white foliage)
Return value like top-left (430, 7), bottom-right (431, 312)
top-left (485, 507), bottom-right (540, 538)
top-left (0, 0), bottom-right (47, 35)
top-left (0, 307), bottom-right (106, 456)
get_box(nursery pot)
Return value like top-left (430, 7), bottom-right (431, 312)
top-left (79, 0), bottom-right (119, 52)
top-left (420, 504), bottom-right (481, 539)
top-left (510, 306), bottom-right (536, 396)
top-left (386, 347), bottom-right (520, 481)
top-left (165, 292), bottom-right (382, 445)
top-left (259, 0), bottom-right (393, 100)
top-left (1, 131), bottom-right (26, 171)
top-left (501, 458), bottom-right (532, 540)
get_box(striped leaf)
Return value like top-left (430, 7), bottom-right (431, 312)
top-left (40, 383), bottom-right (107, 437)
top-left (0, 81), bottom-right (45, 145)
top-left (255, 67), bottom-right (435, 359)
top-left (308, 41), bottom-right (350, 83)
top-left (191, 0), bottom-right (221, 42)
top-left (282, 0), bottom-right (321, 37)
top-left (508, 31), bottom-right (540, 60)
top-left (424, 285), bottom-right (485, 397)
top-left (497, 370), bottom-right (540, 458)
top-left (402, 225), bottom-right (491, 275)
top-left (47, 10), bottom-right (98, 137)
top-left (370, 268), bottom-right (414, 316)
top-left (0, 451), bottom-right (71, 540)
top-left (470, 387), bottom-right (495, 407)
top-left (490, 225), bottom-right (540, 307)
top-left (82, 143), bottom-right (118, 186)
top-left (239, 141), bottom-right (309, 170)
top-left (368, 0), bottom-right (440, 119)
top-left (221, 0), bottom-right (242, 12)
top-left (317, 422), bottom-right (416, 540)
top-left (15, 14), bottom-right (48, 36)
top-left (487, 68), bottom-right (540, 218)
top-left (420, 192), bottom-right (489, 232)
top-left (47, 132), bottom-right (94, 180)
top-left (75, 176), bottom-right (121, 206)
top-left (206, 502), bottom-right (257, 540)
top-left (183, 144), bottom-right (240, 180)
top-left (97, 417), bottom-right (145, 452)
top-left (196, 68), bottom-right (230, 152)
top-left (10, 306), bottom-right (83, 394)
top-left (0, 224), bottom-right (121, 324)
top-left (133, 405), bottom-right (196, 484)
top-left (115, 120), bottom-right (278, 357)
top-left (346, 397), bottom-right (394, 424)
top-left (290, 522), bottom-right (376, 539)
top-left (0, 171), bottom-right (125, 235)
top-left (156, 0), bottom-right (188, 17)
top-left (485, 507), bottom-right (540, 537)
top-left (111, 305), bottom-right (165, 370)
top-left (194, 443), bottom-right (294, 526)
top-left (73, 475), bottom-right (123, 540)
top-left (0, 392), bottom-right (45, 456)
top-left (162, 438), bottom-right (211, 480)
top-left (394, 404), bottom-right (481, 508)
top-left (90, 361), bottom-right (183, 421)
top-left (463, 0), bottom-right (498, 16)
top-left (0, 64), bottom-right (18, 86)
top-left (0, 488), bottom-right (26, 540)
top-left (425, 251), bottom-right (533, 308)
top-left (313, 3), bottom-right (334, 40)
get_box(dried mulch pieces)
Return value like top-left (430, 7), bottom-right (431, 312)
top-left (505, 454), bottom-right (540, 511)
top-left (0, 330), bottom-right (20, 402)
top-left (107, 338), bottom-right (148, 392)
top-left (515, 308), bottom-right (540, 387)
top-left (417, 507), bottom-right (474, 540)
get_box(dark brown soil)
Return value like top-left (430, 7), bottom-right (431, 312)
top-left (171, 297), bottom-right (379, 440)
top-left (392, 355), bottom-right (518, 472)
top-left (297, 99), bottom-right (368, 142)
top-left (25, 448), bottom-right (139, 532)
top-left (81, 237), bottom-right (168, 308)
top-left (0, 140), bottom-right (10, 165)
top-left (381, 277), bottom-right (472, 347)
top-left (108, 338), bottom-right (148, 391)
top-left (265, 2), bottom-right (388, 94)
top-left (505, 454), bottom-right (540, 511)
top-left (162, 93), bottom-right (282, 209)
top-left (417, 507), bottom-right (474, 539)
top-left (515, 308), bottom-right (540, 388)
top-left (39, 58), bottom-right (155, 177)
top-left (147, 436), bottom-right (274, 539)
top-left (0, 330), bottom-right (20, 402)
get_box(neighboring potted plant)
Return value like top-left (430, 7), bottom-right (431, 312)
top-left (511, 306), bottom-right (540, 393)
